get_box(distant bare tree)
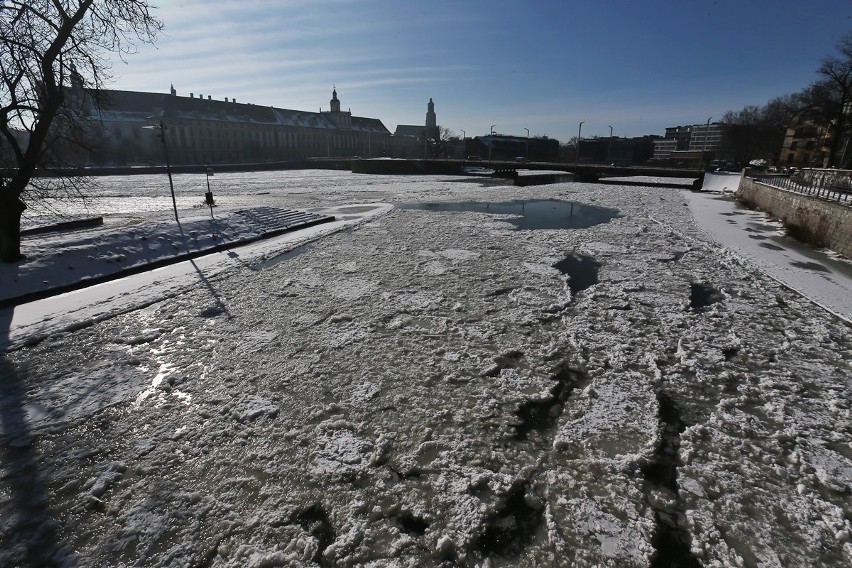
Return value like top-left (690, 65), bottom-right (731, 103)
top-left (427, 125), bottom-right (456, 158)
top-left (559, 137), bottom-right (578, 163)
top-left (0, 0), bottom-right (162, 262)
top-left (813, 33), bottom-right (852, 167)
top-left (721, 94), bottom-right (799, 164)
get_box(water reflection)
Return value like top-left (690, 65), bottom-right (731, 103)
top-left (400, 199), bottom-right (620, 230)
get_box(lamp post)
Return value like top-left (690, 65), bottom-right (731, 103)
top-left (697, 116), bottom-right (712, 175)
top-left (524, 128), bottom-right (529, 161)
top-left (144, 119), bottom-right (179, 223)
top-left (576, 121), bottom-right (584, 166)
top-left (489, 124), bottom-right (496, 162)
top-left (460, 130), bottom-right (466, 159)
top-left (204, 165), bottom-right (215, 219)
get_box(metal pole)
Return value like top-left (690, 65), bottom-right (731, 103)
top-left (489, 125), bottom-right (496, 162)
top-left (697, 116), bottom-right (712, 175)
top-left (205, 166), bottom-right (214, 220)
top-left (524, 128), bottom-right (529, 161)
top-left (158, 120), bottom-right (179, 223)
top-left (576, 121), bottom-right (584, 166)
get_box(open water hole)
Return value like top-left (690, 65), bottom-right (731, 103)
top-left (553, 253), bottom-right (602, 297)
top-left (399, 199), bottom-right (620, 230)
top-left (690, 282), bottom-right (724, 311)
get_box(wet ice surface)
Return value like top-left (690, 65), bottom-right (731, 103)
top-left (2, 172), bottom-right (851, 567)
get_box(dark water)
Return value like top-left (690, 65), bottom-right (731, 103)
top-left (553, 253), bottom-right (602, 296)
top-left (400, 199), bottom-right (620, 230)
top-left (690, 282), bottom-right (724, 311)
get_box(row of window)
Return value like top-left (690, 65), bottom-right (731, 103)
top-left (110, 120), bottom-right (387, 153)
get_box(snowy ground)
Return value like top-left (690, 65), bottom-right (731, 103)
top-left (3, 207), bottom-right (341, 306)
top-left (1, 171), bottom-right (851, 567)
top-left (686, 190), bottom-right (852, 322)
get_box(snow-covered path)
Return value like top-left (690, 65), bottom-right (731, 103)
top-left (1, 173), bottom-right (850, 567)
top-left (686, 190), bottom-right (852, 322)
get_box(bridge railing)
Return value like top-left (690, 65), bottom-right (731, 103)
top-left (753, 170), bottom-right (852, 206)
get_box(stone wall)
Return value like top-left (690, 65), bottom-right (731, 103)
top-left (736, 175), bottom-right (852, 258)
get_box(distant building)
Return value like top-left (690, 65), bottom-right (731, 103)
top-left (466, 135), bottom-right (559, 162)
top-left (391, 98), bottom-right (439, 158)
top-left (652, 122), bottom-right (733, 166)
top-left (779, 109), bottom-right (832, 168)
top-left (73, 85), bottom-right (390, 166)
top-left (578, 136), bottom-right (659, 165)
top-left (778, 99), bottom-right (852, 169)
top-left (651, 138), bottom-right (679, 162)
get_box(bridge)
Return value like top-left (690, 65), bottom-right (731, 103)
top-left (349, 158), bottom-right (703, 188)
top-left (51, 158), bottom-right (704, 189)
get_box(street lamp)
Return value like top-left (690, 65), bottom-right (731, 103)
top-left (460, 130), bottom-right (466, 159)
top-left (204, 165), bottom-right (215, 219)
top-left (143, 119), bottom-right (179, 223)
top-left (576, 121), bottom-right (584, 166)
top-left (489, 124), bottom-right (496, 162)
top-left (697, 116), bottom-right (712, 175)
top-left (524, 128), bottom-right (529, 161)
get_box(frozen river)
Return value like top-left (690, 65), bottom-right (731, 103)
top-left (2, 171), bottom-right (851, 566)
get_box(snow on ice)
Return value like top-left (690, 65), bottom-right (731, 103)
top-left (0, 170), bottom-right (850, 566)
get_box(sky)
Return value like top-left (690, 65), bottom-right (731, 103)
top-left (110, 0), bottom-right (852, 142)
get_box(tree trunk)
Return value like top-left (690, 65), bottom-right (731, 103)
top-left (0, 190), bottom-right (26, 263)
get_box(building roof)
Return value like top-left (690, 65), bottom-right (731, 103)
top-left (394, 125), bottom-right (426, 137)
top-left (86, 89), bottom-right (390, 134)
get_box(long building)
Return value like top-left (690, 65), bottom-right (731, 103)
top-left (76, 82), bottom-right (391, 166)
top-left (652, 122), bottom-right (733, 166)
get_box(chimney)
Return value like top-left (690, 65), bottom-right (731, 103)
top-left (233, 98), bottom-right (237, 103)
top-left (190, 93), bottom-right (194, 98)
top-left (208, 95), bottom-right (211, 100)
top-left (225, 97), bottom-right (229, 102)
top-left (199, 94), bottom-right (202, 99)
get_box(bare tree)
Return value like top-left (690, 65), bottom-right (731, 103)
top-left (559, 137), bottom-right (578, 163)
top-left (427, 125), bottom-right (456, 158)
top-left (821, 34), bottom-right (852, 167)
top-left (721, 94), bottom-right (799, 164)
top-left (0, 0), bottom-right (162, 262)
top-left (802, 33), bottom-right (852, 168)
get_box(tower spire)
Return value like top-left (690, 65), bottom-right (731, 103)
top-left (330, 85), bottom-right (340, 112)
top-left (425, 97), bottom-right (437, 132)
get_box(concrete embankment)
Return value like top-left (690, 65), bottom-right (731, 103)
top-left (736, 175), bottom-right (852, 257)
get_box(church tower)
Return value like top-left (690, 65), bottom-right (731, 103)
top-left (324, 86), bottom-right (351, 127)
top-left (425, 98), bottom-right (437, 131)
top-left (330, 87), bottom-right (341, 113)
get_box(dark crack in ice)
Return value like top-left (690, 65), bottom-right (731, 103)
top-left (513, 366), bottom-right (589, 440)
top-left (476, 483), bottom-right (544, 559)
top-left (642, 393), bottom-right (701, 568)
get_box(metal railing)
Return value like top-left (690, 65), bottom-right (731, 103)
top-left (753, 169), bottom-right (852, 206)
